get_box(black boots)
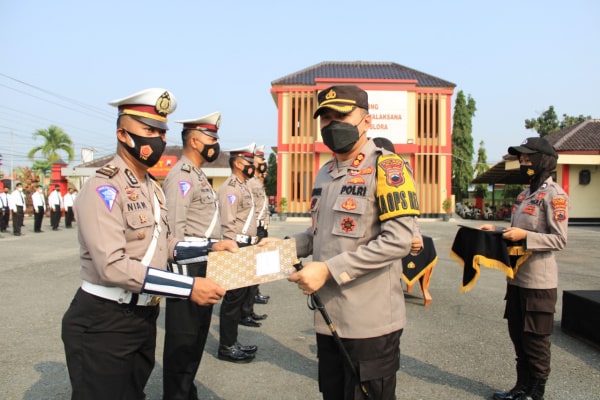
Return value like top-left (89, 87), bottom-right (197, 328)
top-left (493, 384), bottom-right (527, 400)
top-left (494, 361), bottom-right (530, 400)
top-left (515, 379), bottom-right (546, 400)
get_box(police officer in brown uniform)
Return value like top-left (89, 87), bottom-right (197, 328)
top-left (239, 145), bottom-right (269, 327)
top-left (287, 86), bottom-right (421, 400)
top-left (482, 137), bottom-right (568, 400)
top-left (217, 143), bottom-right (259, 363)
top-left (162, 111), bottom-right (233, 399)
top-left (61, 88), bottom-right (235, 399)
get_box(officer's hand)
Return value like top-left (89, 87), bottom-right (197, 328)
top-left (479, 224), bottom-right (495, 231)
top-left (288, 261), bottom-right (331, 294)
top-left (211, 239), bottom-right (239, 253)
top-left (410, 236), bottom-right (423, 255)
top-left (190, 277), bottom-right (226, 306)
top-left (257, 237), bottom-right (282, 246)
top-left (502, 227), bottom-right (527, 242)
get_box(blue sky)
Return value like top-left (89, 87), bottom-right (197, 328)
top-left (1, 0), bottom-right (598, 174)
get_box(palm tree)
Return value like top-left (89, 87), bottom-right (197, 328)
top-left (28, 125), bottom-right (75, 163)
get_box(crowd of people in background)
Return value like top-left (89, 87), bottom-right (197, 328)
top-left (0, 183), bottom-right (78, 236)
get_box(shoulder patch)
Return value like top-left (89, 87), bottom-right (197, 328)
top-left (96, 165), bottom-right (119, 178)
top-left (179, 180), bottom-right (192, 198)
top-left (96, 185), bottom-right (118, 211)
top-left (376, 154), bottom-right (420, 221)
top-left (227, 194), bottom-right (237, 205)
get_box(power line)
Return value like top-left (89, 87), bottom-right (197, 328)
top-left (0, 72), bottom-right (113, 120)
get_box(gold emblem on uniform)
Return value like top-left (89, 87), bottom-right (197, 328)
top-left (155, 91), bottom-right (172, 116)
top-left (207, 148), bottom-right (215, 158)
top-left (407, 261), bottom-right (416, 269)
top-left (137, 232), bottom-right (146, 240)
top-left (129, 193), bottom-right (138, 201)
top-left (139, 214), bottom-right (148, 223)
top-left (325, 89), bottom-right (337, 99)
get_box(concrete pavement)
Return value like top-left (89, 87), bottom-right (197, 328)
top-left (1, 216), bottom-right (599, 399)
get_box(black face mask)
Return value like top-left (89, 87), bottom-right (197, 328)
top-left (121, 129), bottom-right (166, 167)
top-left (520, 165), bottom-right (542, 180)
top-left (257, 162), bottom-right (267, 173)
top-left (201, 142), bottom-right (220, 163)
top-left (320, 120), bottom-right (360, 154)
top-left (242, 164), bottom-right (255, 179)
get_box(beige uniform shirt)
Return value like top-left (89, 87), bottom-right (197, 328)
top-left (294, 139), bottom-right (417, 339)
top-left (75, 155), bottom-right (175, 293)
top-left (509, 177), bottom-right (568, 289)
top-left (162, 155), bottom-right (221, 240)
top-left (218, 175), bottom-right (256, 241)
top-left (247, 176), bottom-right (269, 228)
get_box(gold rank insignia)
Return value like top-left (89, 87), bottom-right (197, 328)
top-left (139, 214), bottom-right (148, 223)
top-left (351, 153), bottom-right (365, 168)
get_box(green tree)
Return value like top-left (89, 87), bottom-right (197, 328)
top-left (264, 152), bottom-right (277, 196)
top-left (560, 113), bottom-right (591, 129)
top-left (451, 90), bottom-right (477, 201)
top-left (27, 125), bottom-right (74, 163)
top-left (473, 140), bottom-right (489, 198)
top-left (524, 106), bottom-right (559, 137)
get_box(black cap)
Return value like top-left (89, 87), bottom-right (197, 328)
top-left (313, 85), bottom-right (368, 118)
top-left (508, 137), bottom-right (557, 158)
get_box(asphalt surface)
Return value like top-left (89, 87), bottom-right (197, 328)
top-left (1, 216), bottom-right (599, 400)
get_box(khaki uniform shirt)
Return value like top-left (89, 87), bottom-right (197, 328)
top-left (75, 155), bottom-right (175, 292)
top-left (294, 139), bottom-right (417, 339)
top-left (509, 177), bottom-right (568, 289)
top-left (247, 177), bottom-right (269, 228)
top-left (162, 155), bottom-right (221, 240)
top-left (218, 174), bottom-right (256, 241)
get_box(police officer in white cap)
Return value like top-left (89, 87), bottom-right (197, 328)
top-left (162, 111), bottom-right (235, 399)
top-left (217, 143), bottom-right (259, 363)
top-left (61, 88), bottom-right (237, 399)
top-left (239, 145), bottom-right (270, 328)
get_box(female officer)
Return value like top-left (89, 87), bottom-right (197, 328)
top-left (481, 136), bottom-right (568, 400)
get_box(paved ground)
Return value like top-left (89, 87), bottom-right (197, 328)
top-left (1, 216), bottom-right (599, 399)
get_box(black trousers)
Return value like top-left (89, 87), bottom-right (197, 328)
top-left (219, 286), bottom-right (249, 346)
top-left (50, 205), bottom-right (61, 229)
top-left (62, 288), bottom-right (159, 400)
top-left (12, 206), bottom-right (23, 234)
top-left (33, 206), bottom-right (44, 232)
top-left (505, 284), bottom-right (557, 381)
top-left (65, 206), bottom-right (74, 227)
top-left (317, 329), bottom-right (402, 400)
top-left (163, 263), bottom-right (213, 400)
top-left (0, 207), bottom-right (9, 231)
top-left (241, 284), bottom-right (259, 318)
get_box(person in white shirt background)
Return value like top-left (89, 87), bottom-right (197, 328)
top-left (63, 187), bottom-right (76, 228)
top-left (10, 182), bottom-right (25, 236)
top-left (31, 184), bottom-right (47, 233)
top-left (48, 184), bottom-right (63, 231)
top-left (0, 187), bottom-right (10, 233)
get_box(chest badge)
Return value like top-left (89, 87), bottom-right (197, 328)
top-left (341, 217), bottom-right (356, 233)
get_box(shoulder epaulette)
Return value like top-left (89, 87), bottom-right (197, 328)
top-left (96, 165), bottom-right (119, 178)
top-left (181, 164), bottom-right (192, 173)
